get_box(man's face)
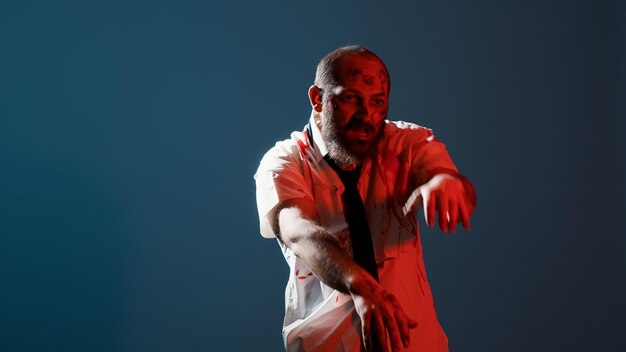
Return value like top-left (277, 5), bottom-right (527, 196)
top-left (320, 54), bottom-right (389, 165)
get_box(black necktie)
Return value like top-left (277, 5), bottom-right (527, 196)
top-left (324, 156), bottom-right (379, 282)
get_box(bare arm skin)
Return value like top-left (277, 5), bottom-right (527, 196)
top-left (274, 198), bottom-right (417, 352)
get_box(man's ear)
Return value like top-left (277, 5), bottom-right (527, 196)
top-left (308, 85), bottom-right (323, 112)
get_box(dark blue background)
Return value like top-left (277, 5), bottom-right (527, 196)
top-left (1, 1), bottom-right (624, 351)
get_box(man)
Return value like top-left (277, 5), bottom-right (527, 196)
top-left (255, 45), bottom-right (476, 351)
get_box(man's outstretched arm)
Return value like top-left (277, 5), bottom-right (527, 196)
top-left (274, 198), bottom-right (417, 352)
top-left (403, 173), bottom-right (476, 233)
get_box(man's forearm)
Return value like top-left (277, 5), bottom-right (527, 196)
top-left (277, 206), bottom-right (375, 295)
top-left (277, 205), bottom-right (417, 350)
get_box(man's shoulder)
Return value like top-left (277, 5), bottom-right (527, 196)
top-left (384, 119), bottom-right (435, 142)
top-left (259, 130), bottom-right (309, 167)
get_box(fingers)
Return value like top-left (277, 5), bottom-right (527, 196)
top-left (385, 310), bottom-right (403, 352)
top-left (415, 175), bottom-right (474, 232)
top-left (431, 180), bottom-right (473, 233)
top-left (448, 197), bottom-right (459, 233)
top-left (423, 190), bottom-right (435, 228)
top-left (459, 196), bottom-right (471, 230)
top-left (394, 308), bottom-right (417, 350)
top-left (374, 301), bottom-right (410, 352)
top-left (436, 192), bottom-right (449, 233)
top-left (361, 310), bottom-right (373, 352)
top-left (362, 311), bottom-right (386, 352)
top-left (372, 310), bottom-right (387, 351)
top-left (354, 289), bottom-right (418, 352)
top-left (396, 315), bottom-right (409, 348)
top-left (442, 196), bottom-right (474, 233)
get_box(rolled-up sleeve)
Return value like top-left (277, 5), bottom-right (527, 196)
top-left (405, 127), bottom-right (458, 186)
top-left (254, 141), bottom-right (313, 238)
top-left (407, 126), bottom-right (476, 208)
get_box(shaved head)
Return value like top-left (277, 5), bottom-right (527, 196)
top-left (314, 45), bottom-right (390, 96)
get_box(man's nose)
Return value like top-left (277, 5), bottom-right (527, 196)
top-left (356, 100), bottom-right (371, 121)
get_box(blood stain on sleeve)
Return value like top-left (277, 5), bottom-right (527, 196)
top-left (298, 272), bottom-right (314, 280)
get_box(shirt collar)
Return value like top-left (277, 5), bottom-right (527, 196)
top-left (308, 112), bottom-right (329, 162)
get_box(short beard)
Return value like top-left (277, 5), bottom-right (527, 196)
top-left (320, 110), bottom-right (380, 166)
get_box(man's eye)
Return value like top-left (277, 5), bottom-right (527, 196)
top-left (340, 95), bottom-right (355, 102)
top-left (374, 98), bottom-right (385, 105)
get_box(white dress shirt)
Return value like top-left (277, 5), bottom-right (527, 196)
top-left (255, 115), bottom-right (457, 351)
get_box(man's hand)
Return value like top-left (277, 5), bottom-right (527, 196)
top-left (403, 174), bottom-right (475, 233)
top-left (350, 276), bottom-right (417, 351)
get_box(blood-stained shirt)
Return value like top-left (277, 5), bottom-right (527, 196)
top-left (255, 117), bottom-right (459, 352)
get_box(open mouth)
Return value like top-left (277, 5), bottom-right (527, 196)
top-left (345, 125), bottom-right (374, 140)
top-left (346, 122), bottom-right (373, 132)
